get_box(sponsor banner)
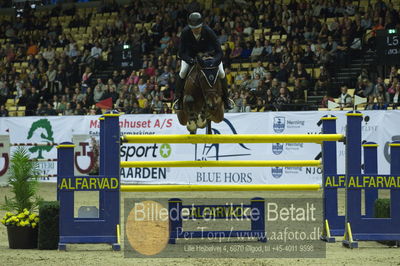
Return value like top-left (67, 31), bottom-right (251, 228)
top-left (0, 111), bottom-right (398, 184)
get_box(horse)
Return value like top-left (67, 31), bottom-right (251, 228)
top-left (176, 57), bottom-right (225, 134)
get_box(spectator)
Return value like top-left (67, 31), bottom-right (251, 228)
top-left (356, 78), bottom-right (374, 98)
top-left (293, 63), bottom-right (310, 87)
top-left (275, 63), bottom-right (289, 83)
top-left (46, 103), bottom-right (57, 116)
top-left (302, 45), bottom-right (316, 65)
top-left (76, 87), bottom-right (86, 103)
top-left (317, 47), bottom-right (332, 67)
top-left (36, 103), bottom-right (47, 116)
top-left (93, 85), bottom-right (104, 103)
top-left (292, 84), bottom-right (305, 110)
top-left (57, 95), bottom-right (68, 114)
top-left (249, 74), bottom-right (261, 90)
top-left (90, 42), bottom-right (102, 59)
top-left (320, 95), bottom-right (335, 108)
top-left (160, 32), bottom-right (171, 50)
top-left (254, 97), bottom-right (265, 112)
top-left (111, 70), bottom-right (121, 85)
top-left (388, 66), bottom-right (399, 83)
top-left (74, 103), bottom-right (86, 115)
top-left (151, 95), bottom-right (163, 113)
top-left (95, 78), bottom-right (106, 92)
top-left (218, 29), bottom-right (228, 44)
top-left (160, 103), bottom-right (172, 114)
top-left (252, 61), bottom-right (266, 79)
top-left (0, 105), bottom-right (8, 117)
top-left (270, 78), bottom-right (280, 98)
top-left (338, 86), bottom-right (353, 108)
top-left (392, 83), bottom-right (400, 109)
top-left (261, 39), bottom-right (272, 58)
top-left (46, 65), bottom-right (57, 92)
top-left (130, 102), bottom-right (141, 114)
top-left (82, 67), bottom-right (92, 85)
top-left (241, 42), bottom-right (253, 59)
top-left (336, 36), bottom-right (351, 66)
top-left (104, 86), bottom-right (119, 103)
top-left (373, 96), bottom-right (389, 110)
top-left (230, 40), bottom-right (243, 61)
top-left (250, 40), bottom-right (264, 61)
top-left (0, 0), bottom-right (388, 115)
top-left (157, 66), bottom-right (171, 86)
top-left (26, 87), bottom-right (40, 116)
top-left (275, 87), bottom-right (291, 111)
top-left (264, 89), bottom-right (275, 111)
top-left (145, 61), bottom-right (156, 77)
top-left (106, 79), bottom-right (117, 92)
top-left (26, 42), bottom-right (39, 56)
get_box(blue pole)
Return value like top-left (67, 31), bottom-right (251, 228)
top-left (102, 112), bottom-right (120, 251)
top-left (250, 197), bottom-right (266, 242)
top-left (168, 198), bottom-right (182, 244)
top-left (321, 115), bottom-right (342, 241)
top-left (57, 142), bottom-right (75, 250)
top-left (390, 141), bottom-right (400, 220)
top-left (343, 111), bottom-right (363, 248)
top-left (362, 142), bottom-right (378, 218)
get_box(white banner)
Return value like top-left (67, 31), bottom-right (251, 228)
top-left (0, 110), bottom-right (398, 185)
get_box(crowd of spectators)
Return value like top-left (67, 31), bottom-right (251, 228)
top-left (0, 0), bottom-right (400, 117)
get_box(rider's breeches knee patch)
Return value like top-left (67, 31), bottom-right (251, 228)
top-left (179, 60), bottom-right (226, 79)
top-left (179, 61), bottom-right (190, 79)
top-left (218, 63), bottom-right (225, 79)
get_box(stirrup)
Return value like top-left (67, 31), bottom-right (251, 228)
top-left (224, 98), bottom-right (234, 110)
top-left (173, 99), bottom-right (181, 110)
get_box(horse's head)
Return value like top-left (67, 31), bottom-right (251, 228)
top-left (203, 82), bottom-right (222, 111)
top-left (195, 57), bottom-right (222, 111)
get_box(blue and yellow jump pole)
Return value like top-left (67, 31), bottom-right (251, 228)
top-left (57, 112), bottom-right (121, 251)
top-left (342, 112), bottom-right (400, 248)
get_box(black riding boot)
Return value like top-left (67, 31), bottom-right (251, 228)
top-left (174, 76), bottom-right (184, 110)
top-left (221, 77), bottom-right (233, 110)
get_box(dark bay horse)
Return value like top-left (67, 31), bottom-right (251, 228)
top-left (176, 58), bottom-right (224, 134)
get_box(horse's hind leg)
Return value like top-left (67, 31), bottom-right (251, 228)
top-left (176, 110), bottom-right (188, 126)
top-left (211, 105), bottom-right (224, 123)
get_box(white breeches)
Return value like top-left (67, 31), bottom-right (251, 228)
top-left (179, 60), bottom-right (225, 79)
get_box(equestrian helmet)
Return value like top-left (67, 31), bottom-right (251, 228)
top-left (188, 12), bottom-right (203, 29)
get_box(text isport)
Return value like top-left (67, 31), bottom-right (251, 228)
top-left (59, 177), bottom-right (119, 190)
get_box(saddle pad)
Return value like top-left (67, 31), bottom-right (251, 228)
top-left (200, 68), bottom-right (219, 87)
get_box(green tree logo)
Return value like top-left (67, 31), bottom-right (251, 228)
top-left (27, 119), bottom-right (55, 159)
top-left (159, 144), bottom-right (172, 158)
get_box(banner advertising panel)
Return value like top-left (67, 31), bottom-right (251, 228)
top-left (0, 110), bottom-right (398, 185)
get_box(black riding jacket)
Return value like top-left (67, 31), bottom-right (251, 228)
top-left (178, 25), bottom-right (223, 67)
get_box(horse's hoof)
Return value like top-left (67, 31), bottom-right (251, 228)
top-left (197, 117), bottom-right (207, 128)
top-left (187, 121), bottom-right (197, 134)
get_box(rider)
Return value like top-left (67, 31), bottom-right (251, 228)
top-left (174, 12), bottom-right (233, 110)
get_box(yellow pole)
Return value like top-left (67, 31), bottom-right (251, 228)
top-left (121, 134), bottom-right (344, 144)
top-left (120, 160), bottom-right (321, 168)
top-left (120, 184), bottom-right (321, 192)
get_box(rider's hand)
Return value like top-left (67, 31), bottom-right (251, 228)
top-left (197, 58), bottom-right (205, 67)
top-left (188, 57), bottom-right (196, 65)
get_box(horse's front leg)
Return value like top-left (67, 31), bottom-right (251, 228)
top-left (196, 111), bottom-right (207, 129)
top-left (187, 112), bottom-right (197, 134)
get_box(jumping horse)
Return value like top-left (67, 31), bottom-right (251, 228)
top-left (176, 56), bottom-right (225, 134)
